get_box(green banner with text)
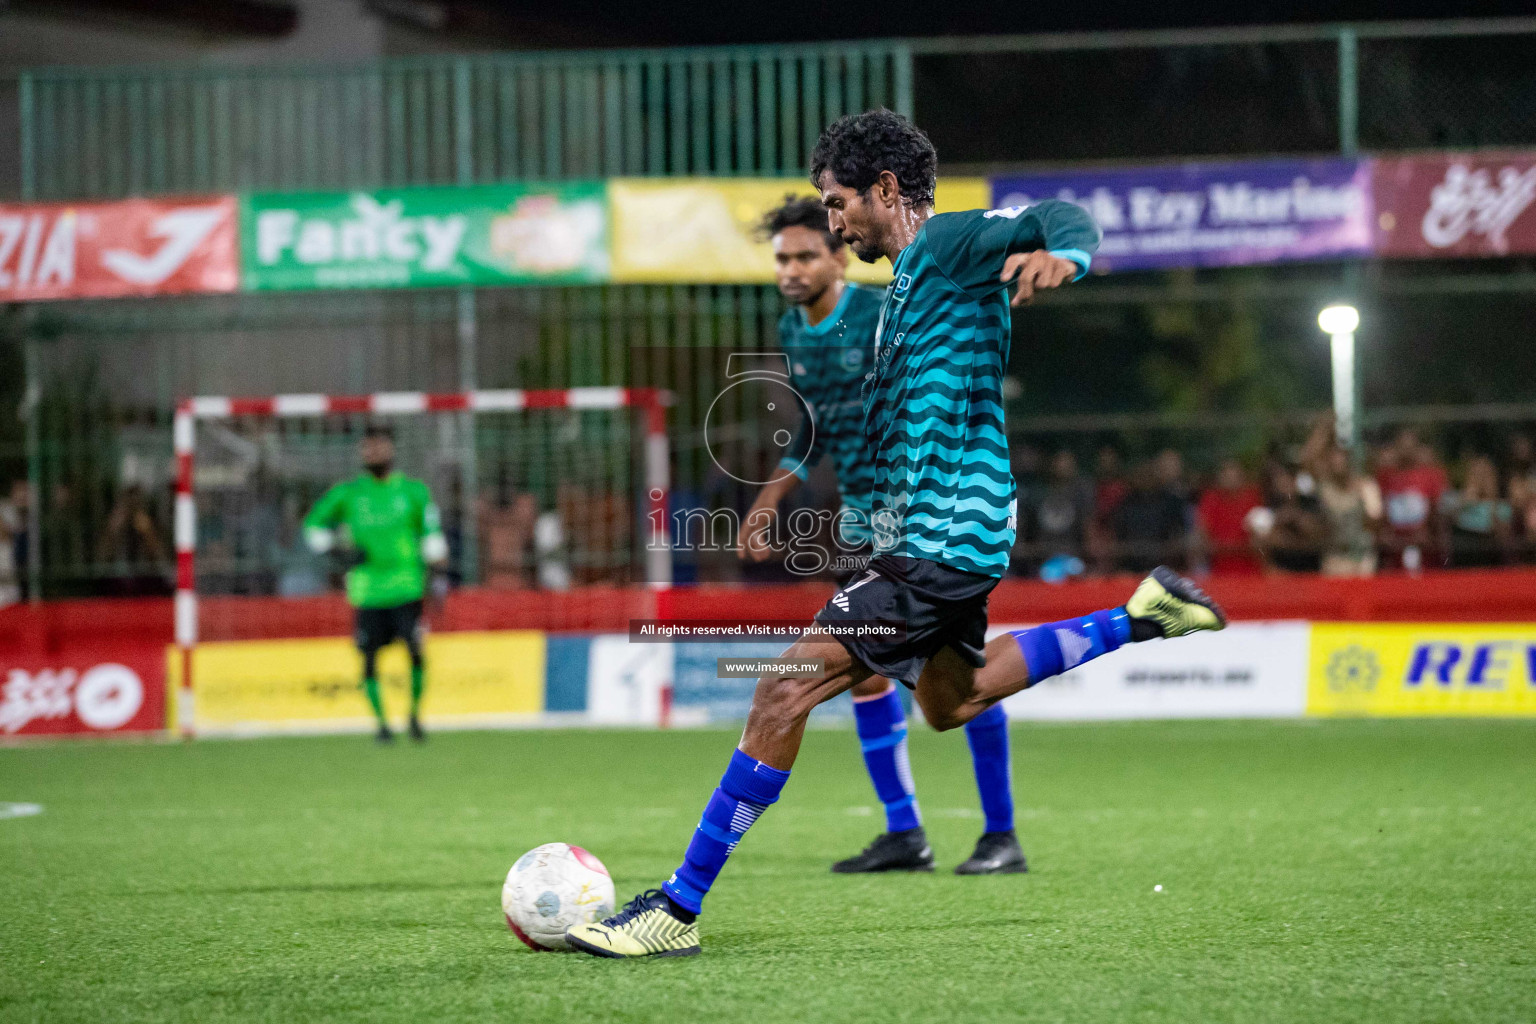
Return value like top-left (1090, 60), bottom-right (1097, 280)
top-left (241, 183), bottom-right (609, 290)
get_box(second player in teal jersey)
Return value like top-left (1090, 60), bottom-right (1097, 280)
top-left (737, 195), bottom-right (1023, 876)
top-left (570, 111), bottom-right (1227, 959)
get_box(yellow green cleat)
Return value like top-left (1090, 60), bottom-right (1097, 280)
top-left (1125, 566), bottom-right (1227, 639)
top-left (565, 889), bottom-right (701, 959)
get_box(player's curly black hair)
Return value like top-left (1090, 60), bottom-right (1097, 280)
top-left (809, 109), bottom-right (937, 208)
top-left (757, 194), bottom-right (843, 250)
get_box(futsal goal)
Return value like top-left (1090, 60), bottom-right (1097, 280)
top-left (170, 387), bottom-right (671, 737)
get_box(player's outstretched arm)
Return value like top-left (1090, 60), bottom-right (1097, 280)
top-left (301, 483), bottom-right (347, 553)
top-left (926, 198), bottom-right (1101, 304)
top-left (1001, 250), bottom-right (1079, 307)
top-left (996, 198), bottom-right (1100, 305)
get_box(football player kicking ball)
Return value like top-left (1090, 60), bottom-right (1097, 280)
top-left (567, 110), bottom-right (1225, 959)
top-left (738, 194), bottom-right (1023, 876)
top-left (304, 425), bottom-right (449, 743)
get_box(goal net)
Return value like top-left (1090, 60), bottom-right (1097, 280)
top-left (170, 388), bottom-right (670, 736)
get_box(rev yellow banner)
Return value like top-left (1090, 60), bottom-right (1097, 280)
top-left (168, 630), bottom-right (545, 734)
top-left (1308, 623), bottom-right (1536, 716)
top-left (608, 177), bottom-right (991, 284)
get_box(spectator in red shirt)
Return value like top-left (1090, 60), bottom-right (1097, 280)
top-left (1377, 428), bottom-right (1449, 571)
top-left (1196, 458), bottom-right (1264, 575)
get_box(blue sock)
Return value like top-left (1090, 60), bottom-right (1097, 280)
top-left (1011, 607), bottom-right (1133, 685)
top-left (852, 685), bottom-right (922, 833)
top-left (964, 703), bottom-right (1013, 833)
top-left (663, 748), bottom-right (790, 915)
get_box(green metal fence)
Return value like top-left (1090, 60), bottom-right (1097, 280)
top-left (16, 20), bottom-right (1536, 197)
top-left (6, 20), bottom-right (1536, 595)
top-left (10, 42), bottom-right (910, 595)
top-left (19, 45), bottom-right (911, 197)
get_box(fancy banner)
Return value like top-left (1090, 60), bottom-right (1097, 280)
top-left (242, 184), bottom-right (609, 290)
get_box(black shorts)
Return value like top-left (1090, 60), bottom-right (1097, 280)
top-left (354, 600), bottom-right (424, 655)
top-left (814, 554), bottom-right (1000, 688)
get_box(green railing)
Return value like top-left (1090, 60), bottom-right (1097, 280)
top-left (15, 19), bottom-right (1536, 200)
top-left (6, 21), bottom-right (1536, 596)
top-left (11, 42), bottom-right (913, 594)
top-left (18, 44), bottom-right (912, 198)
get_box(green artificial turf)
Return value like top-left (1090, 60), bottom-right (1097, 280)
top-left (2, 719), bottom-right (1533, 1023)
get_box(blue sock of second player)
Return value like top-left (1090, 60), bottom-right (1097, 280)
top-left (964, 704), bottom-right (1014, 834)
top-left (852, 685), bottom-right (921, 833)
top-left (955, 607), bottom-right (1135, 838)
top-left (1010, 607), bottom-right (1132, 683)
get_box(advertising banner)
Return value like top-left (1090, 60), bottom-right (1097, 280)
top-left (585, 635), bottom-right (673, 725)
top-left (0, 647), bottom-right (165, 737)
top-left (1309, 623), bottom-right (1536, 717)
top-left (241, 184), bottom-right (608, 291)
top-left (670, 640), bottom-right (856, 724)
top-left (170, 630), bottom-right (545, 734)
top-left (0, 196), bottom-right (238, 301)
top-left (1372, 151), bottom-right (1536, 259)
top-left (608, 177), bottom-right (990, 285)
top-left (993, 622), bottom-right (1310, 720)
top-left (992, 158), bottom-right (1372, 272)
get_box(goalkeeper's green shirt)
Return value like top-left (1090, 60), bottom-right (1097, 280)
top-left (302, 473), bottom-right (444, 609)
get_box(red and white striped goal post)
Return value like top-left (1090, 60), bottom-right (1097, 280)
top-left (171, 386), bottom-right (673, 738)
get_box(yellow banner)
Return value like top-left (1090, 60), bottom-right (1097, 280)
top-left (1309, 623), bottom-right (1536, 716)
top-left (168, 630), bottom-right (545, 733)
top-left (608, 177), bottom-right (991, 284)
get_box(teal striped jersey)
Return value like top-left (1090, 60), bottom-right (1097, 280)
top-left (778, 283), bottom-right (882, 544)
top-left (866, 200), bottom-right (1101, 576)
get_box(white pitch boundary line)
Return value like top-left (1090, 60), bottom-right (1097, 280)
top-left (0, 803), bottom-right (43, 820)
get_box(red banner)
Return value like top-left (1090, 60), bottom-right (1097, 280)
top-left (1373, 151), bottom-right (1536, 258)
top-left (0, 195), bottom-right (238, 301)
top-left (0, 649), bottom-right (165, 737)
top-left (0, 599), bottom-right (167, 736)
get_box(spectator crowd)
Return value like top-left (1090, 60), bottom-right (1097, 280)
top-left (8, 416), bottom-right (1536, 604)
top-left (1011, 417), bottom-right (1536, 580)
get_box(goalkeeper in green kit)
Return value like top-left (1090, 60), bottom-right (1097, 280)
top-left (303, 425), bottom-right (449, 743)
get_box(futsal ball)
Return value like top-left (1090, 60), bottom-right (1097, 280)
top-left (501, 842), bottom-right (616, 951)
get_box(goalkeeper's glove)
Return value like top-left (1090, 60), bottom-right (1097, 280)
top-left (422, 533), bottom-right (449, 566)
